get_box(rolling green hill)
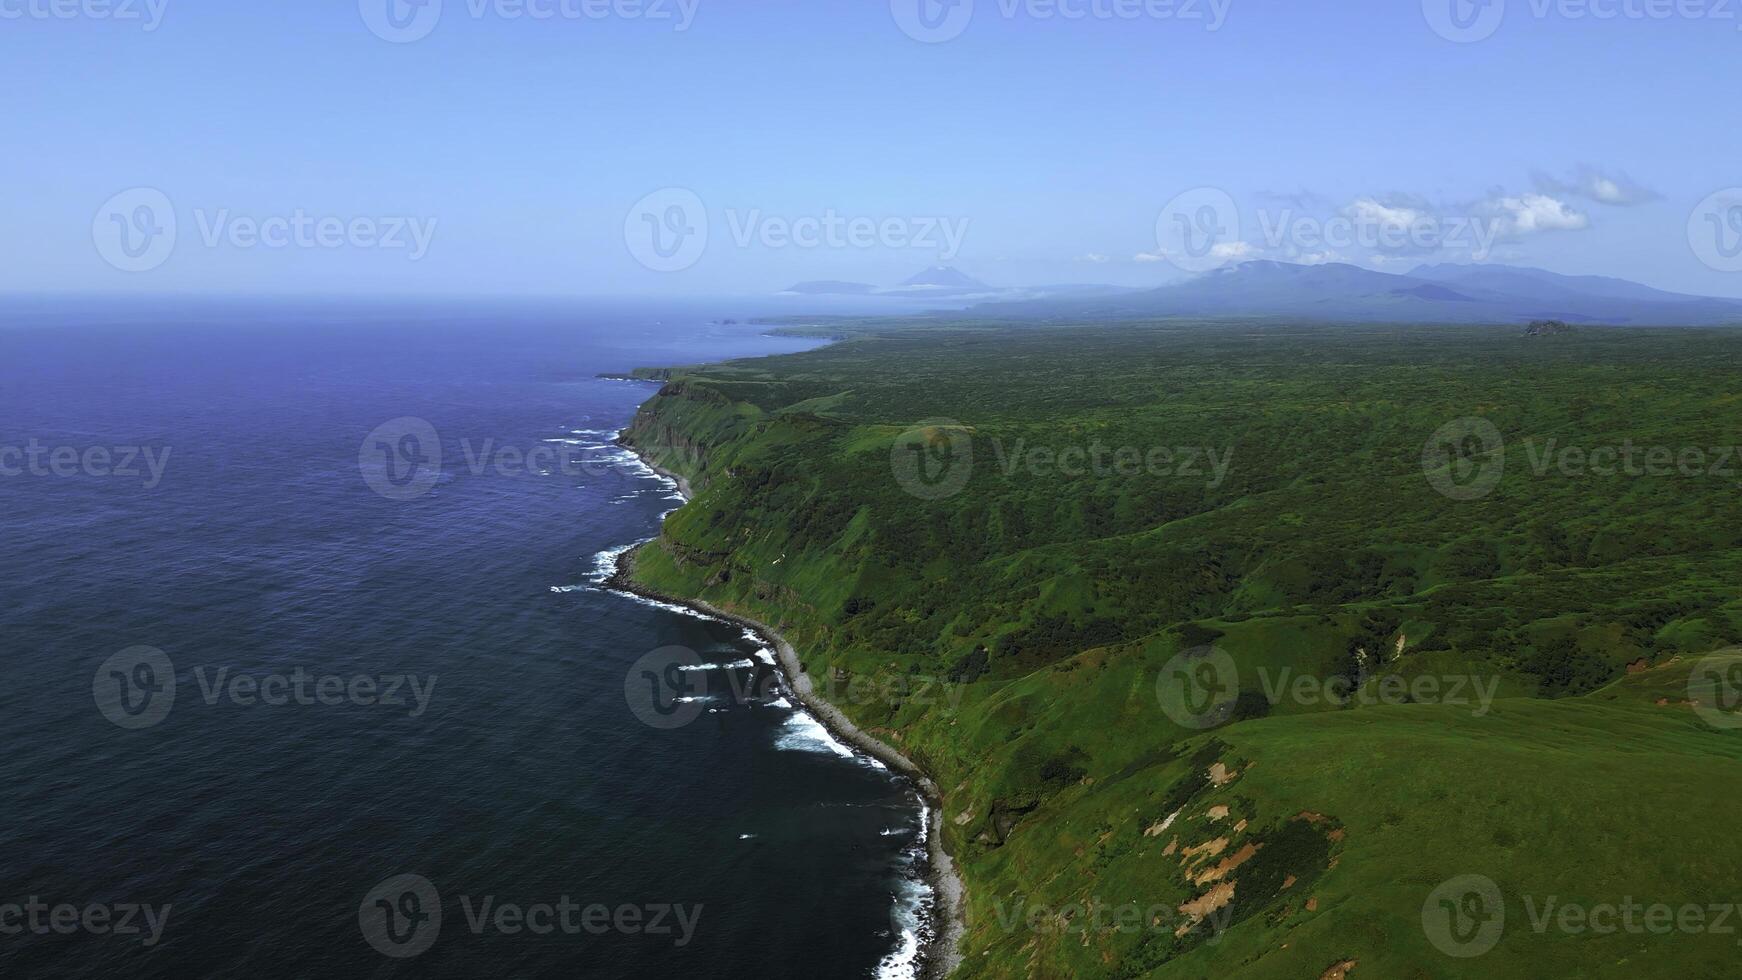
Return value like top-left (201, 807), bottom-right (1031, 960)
top-left (621, 319), bottom-right (1742, 978)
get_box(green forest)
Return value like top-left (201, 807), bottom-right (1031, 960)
top-left (623, 318), bottom-right (1742, 978)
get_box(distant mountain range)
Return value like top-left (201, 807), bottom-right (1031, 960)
top-left (967, 261), bottom-right (1742, 325)
top-left (783, 266), bottom-right (1141, 303)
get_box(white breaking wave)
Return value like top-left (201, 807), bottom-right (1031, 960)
top-left (676, 658), bottom-right (755, 673)
top-left (590, 448), bottom-right (684, 502)
top-left (596, 446), bottom-right (652, 474)
top-left (875, 874), bottom-right (934, 980)
top-left (773, 710), bottom-right (857, 761)
top-left (609, 590), bottom-right (718, 622)
top-left (874, 793), bottom-right (939, 980)
top-left (588, 541), bottom-right (643, 584)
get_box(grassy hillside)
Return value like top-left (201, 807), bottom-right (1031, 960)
top-left (620, 320), bottom-right (1742, 978)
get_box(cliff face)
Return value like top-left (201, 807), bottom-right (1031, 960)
top-left (620, 381), bottom-right (843, 627)
top-left (621, 381), bottom-right (734, 488)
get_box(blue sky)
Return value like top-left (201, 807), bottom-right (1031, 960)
top-left (5, 0), bottom-right (1741, 297)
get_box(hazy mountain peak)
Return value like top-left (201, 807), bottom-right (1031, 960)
top-left (901, 266), bottom-right (990, 289)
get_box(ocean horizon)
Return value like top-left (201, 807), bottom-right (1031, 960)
top-left (0, 299), bottom-right (937, 978)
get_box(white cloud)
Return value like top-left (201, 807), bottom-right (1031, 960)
top-left (1534, 166), bottom-right (1661, 207)
top-left (1134, 241), bottom-right (1258, 264)
top-left (1075, 253), bottom-right (1111, 264)
top-left (1347, 197), bottom-right (1426, 230)
top-left (1589, 176), bottom-right (1625, 203)
top-left (1486, 193), bottom-right (1589, 235)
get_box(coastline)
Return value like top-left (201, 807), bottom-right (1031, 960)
top-left (606, 444), bottom-right (966, 980)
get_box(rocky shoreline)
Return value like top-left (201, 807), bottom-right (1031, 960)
top-left (605, 446), bottom-right (966, 979)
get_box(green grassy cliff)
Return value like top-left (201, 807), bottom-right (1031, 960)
top-left (622, 320), bottom-right (1742, 978)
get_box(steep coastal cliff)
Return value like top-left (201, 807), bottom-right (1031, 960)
top-left (617, 323), bottom-right (1742, 978)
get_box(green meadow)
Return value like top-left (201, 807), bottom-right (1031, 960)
top-left (622, 319), bottom-right (1742, 978)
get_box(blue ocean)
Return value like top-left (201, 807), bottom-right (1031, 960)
top-left (0, 298), bottom-right (934, 978)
